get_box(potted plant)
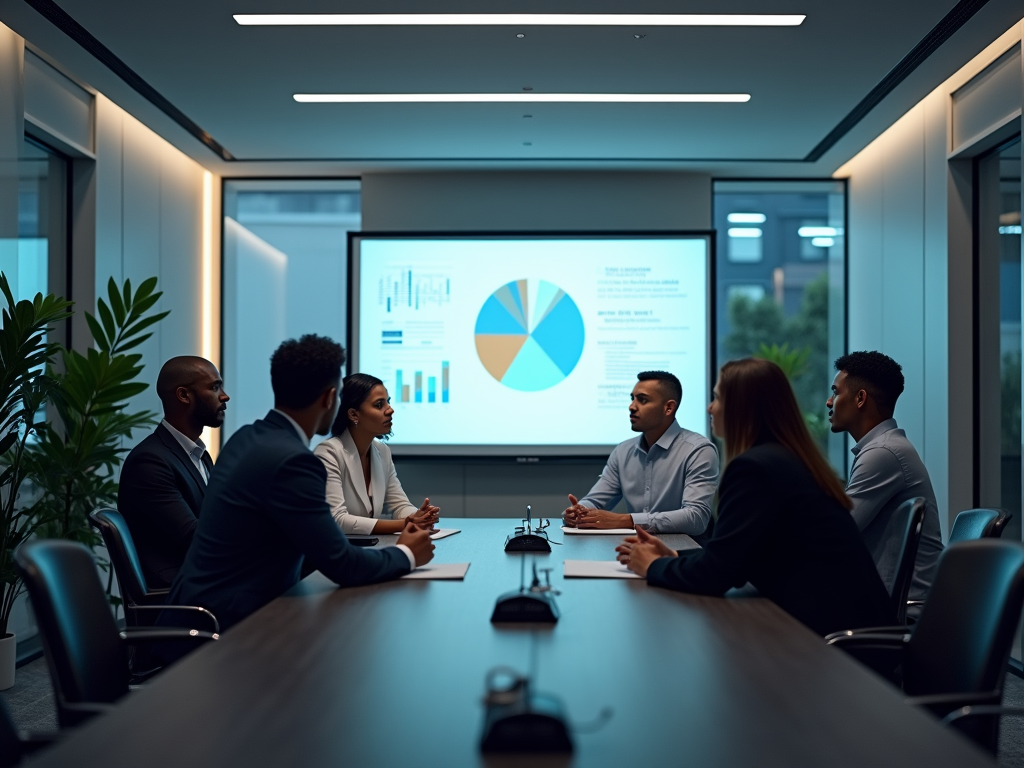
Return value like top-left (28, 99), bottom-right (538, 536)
top-left (0, 275), bottom-right (167, 689)
top-left (0, 275), bottom-right (72, 689)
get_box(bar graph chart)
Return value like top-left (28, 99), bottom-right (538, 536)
top-left (378, 268), bottom-right (451, 312)
top-left (394, 362), bottom-right (450, 404)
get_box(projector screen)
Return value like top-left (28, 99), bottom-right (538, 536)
top-left (349, 233), bottom-right (713, 456)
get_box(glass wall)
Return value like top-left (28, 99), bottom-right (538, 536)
top-left (713, 180), bottom-right (847, 471)
top-left (0, 138), bottom-right (67, 310)
top-left (222, 180), bottom-right (360, 441)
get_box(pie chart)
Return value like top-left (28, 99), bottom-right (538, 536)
top-left (474, 279), bottom-right (585, 391)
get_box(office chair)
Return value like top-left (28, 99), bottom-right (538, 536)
top-left (948, 508), bottom-right (1003, 544)
top-left (889, 497), bottom-right (926, 626)
top-left (826, 539), bottom-right (1024, 754)
top-left (988, 511), bottom-right (1013, 539)
top-left (89, 509), bottom-right (219, 633)
top-left (14, 540), bottom-right (218, 728)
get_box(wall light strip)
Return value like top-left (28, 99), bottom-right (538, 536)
top-left (294, 93), bottom-right (750, 103)
top-left (235, 14), bottom-right (805, 27)
top-left (200, 170), bottom-right (218, 459)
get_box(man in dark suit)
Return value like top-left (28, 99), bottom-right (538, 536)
top-left (161, 334), bottom-right (434, 636)
top-left (118, 356), bottom-right (230, 589)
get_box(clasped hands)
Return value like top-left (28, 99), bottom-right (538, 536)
top-left (395, 498), bottom-right (440, 567)
top-left (615, 526), bottom-right (678, 578)
top-left (408, 497), bottom-right (440, 529)
top-left (562, 494), bottom-right (633, 529)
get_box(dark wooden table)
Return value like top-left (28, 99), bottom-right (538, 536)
top-left (30, 519), bottom-right (993, 767)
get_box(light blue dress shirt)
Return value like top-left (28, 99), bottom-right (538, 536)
top-left (847, 418), bottom-right (943, 616)
top-left (578, 420), bottom-right (719, 535)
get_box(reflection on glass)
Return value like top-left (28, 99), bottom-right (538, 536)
top-left (222, 181), bottom-right (361, 442)
top-left (714, 181), bottom-right (846, 471)
top-left (998, 139), bottom-right (1022, 533)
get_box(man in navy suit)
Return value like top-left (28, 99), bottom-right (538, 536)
top-left (162, 335), bottom-right (434, 635)
top-left (118, 356), bottom-right (230, 589)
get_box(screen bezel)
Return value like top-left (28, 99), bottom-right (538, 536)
top-left (347, 230), bottom-right (717, 459)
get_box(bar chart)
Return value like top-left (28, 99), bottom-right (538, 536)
top-left (378, 268), bottom-right (451, 312)
top-left (394, 362), bottom-right (449, 403)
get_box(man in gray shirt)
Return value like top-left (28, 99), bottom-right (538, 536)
top-left (827, 351), bottom-right (943, 618)
top-left (563, 371), bottom-right (718, 539)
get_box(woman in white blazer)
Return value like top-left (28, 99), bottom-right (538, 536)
top-left (314, 373), bottom-right (440, 535)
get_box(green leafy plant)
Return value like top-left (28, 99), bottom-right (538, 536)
top-left (23, 278), bottom-right (169, 609)
top-left (754, 342), bottom-right (811, 380)
top-left (0, 274), bottom-right (73, 635)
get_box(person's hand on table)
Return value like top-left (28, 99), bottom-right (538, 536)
top-left (562, 494), bottom-right (589, 527)
top-left (615, 526), bottom-right (677, 578)
top-left (408, 498), bottom-right (440, 529)
top-left (575, 508), bottom-right (634, 530)
top-left (397, 517), bottom-right (435, 566)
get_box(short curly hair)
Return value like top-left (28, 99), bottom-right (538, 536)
top-left (270, 335), bottom-right (346, 409)
top-left (834, 351), bottom-right (904, 418)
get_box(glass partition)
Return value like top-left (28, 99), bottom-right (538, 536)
top-left (714, 180), bottom-right (847, 472)
top-left (222, 180), bottom-right (360, 442)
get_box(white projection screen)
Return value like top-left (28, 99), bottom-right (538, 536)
top-left (348, 233), bottom-right (715, 456)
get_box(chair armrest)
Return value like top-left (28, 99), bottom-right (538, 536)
top-left (943, 705), bottom-right (1024, 725)
top-left (825, 631), bottom-right (911, 649)
top-left (906, 600), bottom-right (925, 606)
top-left (126, 604), bottom-right (220, 633)
top-left (824, 626), bottom-right (911, 643)
top-left (906, 691), bottom-right (999, 716)
top-left (120, 628), bottom-right (220, 644)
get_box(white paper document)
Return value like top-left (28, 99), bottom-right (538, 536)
top-left (561, 526), bottom-right (637, 535)
top-left (430, 528), bottom-right (460, 540)
top-left (564, 560), bottom-right (641, 579)
top-left (401, 563), bottom-right (470, 580)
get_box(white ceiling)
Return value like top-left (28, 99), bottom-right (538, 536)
top-left (2, 0), bottom-right (1023, 176)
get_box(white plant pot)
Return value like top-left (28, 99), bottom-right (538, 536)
top-left (0, 633), bottom-right (15, 690)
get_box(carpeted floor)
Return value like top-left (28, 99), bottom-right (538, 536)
top-left (3, 656), bottom-right (1024, 764)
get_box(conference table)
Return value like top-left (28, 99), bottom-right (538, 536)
top-left (31, 519), bottom-right (993, 767)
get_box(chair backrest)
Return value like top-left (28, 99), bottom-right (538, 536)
top-left (14, 540), bottom-right (129, 726)
top-left (890, 497), bottom-right (926, 625)
top-left (988, 512), bottom-right (1013, 540)
top-left (905, 540), bottom-right (1024, 695)
top-left (948, 508), bottom-right (1001, 544)
top-left (89, 508), bottom-right (150, 606)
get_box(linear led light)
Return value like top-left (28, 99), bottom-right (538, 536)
top-left (294, 93), bottom-right (750, 103)
top-left (728, 228), bottom-right (762, 238)
top-left (797, 226), bottom-right (840, 237)
top-left (811, 237), bottom-right (835, 248)
top-left (727, 212), bottom-right (766, 224)
top-left (235, 14), bottom-right (806, 27)
top-left (999, 225), bottom-right (1022, 235)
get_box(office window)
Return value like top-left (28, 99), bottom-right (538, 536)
top-left (222, 180), bottom-right (360, 441)
top-left (714, 181), bottom-right (847, 469)
top-left (1, 138), bottom-right (67, 308)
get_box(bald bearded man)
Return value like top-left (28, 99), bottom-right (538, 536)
top-left (118, 356), bottom-right (230, 588)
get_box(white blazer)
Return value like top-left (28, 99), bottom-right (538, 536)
top-left (313, 430), bottom-right (418, 535)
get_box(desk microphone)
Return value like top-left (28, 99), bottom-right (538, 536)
top-left (504, 504), bottom-right (552, 552)
top-left (491, 557), bottom-right (560, 623)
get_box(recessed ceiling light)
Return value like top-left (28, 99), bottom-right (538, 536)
top-left (811, 237), bottom-right (835, 247)
top-left (516, 33), bottom-right (525, 38)
top-left (633, 34), bottom-right (646, 39)
top-left (294, 93), bottom-right (751, 103)
top-left (728, 227), bottom-right (763, 238)
top-left (234, 14), bottom-right (806, 27)
top-left (727, 212), bottom-right (766, 224)
top-left (797, 226), bottom-right (839, 237)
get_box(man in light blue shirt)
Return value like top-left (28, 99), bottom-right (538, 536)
top-left (563, 371), bottom-right (718, 538)
top-left (827, 351), bottom-right (943, 617)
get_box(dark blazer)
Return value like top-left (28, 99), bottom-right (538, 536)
top-left (162, 411), bottom-right (410, 633)
top-left (646, 441), bottom-right (893, 637)
top-left (118, 423), bottom-right (212, 589)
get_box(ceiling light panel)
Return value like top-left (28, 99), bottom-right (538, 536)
top-left (235, 14), bottom-right (805, 27)
top-left (294, 93), bottom-right (751, 103)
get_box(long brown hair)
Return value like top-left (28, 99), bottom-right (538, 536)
top-left (718, 357), bottom-right (851, 509)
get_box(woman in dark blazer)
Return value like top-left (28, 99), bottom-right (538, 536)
top-left (616, 357), bottom-right (892, 637)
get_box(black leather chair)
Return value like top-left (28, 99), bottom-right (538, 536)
top-left (988, 511), bottom-right (1014, 539)
top-left (827, 539), bottom-right (1024, 754)
top-left (889, 497), bottom-right (926, 626)
top-left (14, 540), bottom-right (218, 728)
top-left (89, 508), bottom-right (218, 634)
top-left (948, 508), bottom-right (1005, 543)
